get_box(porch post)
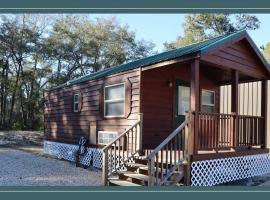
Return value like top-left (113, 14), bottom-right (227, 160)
top-left (231, 70), bottom-right (239, 148)
top-left (190, 58), bottom-right (200, 155)
top-left (261, 80), bottom-right (268, 148)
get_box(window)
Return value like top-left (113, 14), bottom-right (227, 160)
top-left (73, 93), bottom-right (80, 112)
top-left (104, 83), bottom-right (125, 117)
top-left (98, 131), bottom-right (118, 145)
top-left (178, 85), bottom-right (190, 115)
top-left (201, 90), bottom-right (215, 113)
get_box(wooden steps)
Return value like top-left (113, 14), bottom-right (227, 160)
top-left (108, 156), bottom-right (184, 186)
top-left (108, 157), bottom-right (150, 186)
top-left (109, 179), bottom-right (141, 186)
top-left (118, 171), bottom-right (149, 185)
top-left (133, 158), bottom-right (175, 168)
top-left (126, 163), bottom-right (167, 177)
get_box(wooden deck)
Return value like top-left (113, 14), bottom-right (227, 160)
top-left (194, 147), bottom-right (269, 161)
top-left (144, 146), bottom-right (269, 162)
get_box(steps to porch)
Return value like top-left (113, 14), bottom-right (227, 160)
top-left (102, 117), bottom-right (190, 186)
top-left (108, 156), bottom-right (185, 186)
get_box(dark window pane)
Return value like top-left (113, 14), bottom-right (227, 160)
top-left (74, 94), bottom-right (79, 102)
top-left (74, 103), bottom-right (79, 112)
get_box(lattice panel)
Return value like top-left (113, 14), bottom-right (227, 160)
top-left (191, 154), bottom-right (270, 186)
top-left (44, 140), bottom-right (102, 168)
top-left (92, 148), bottom-right (103, 168)
top-left (107, 154), bottom-right (136, 174)
top-left (108, 154), bottom-right (124, 173)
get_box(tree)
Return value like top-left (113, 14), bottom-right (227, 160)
top-left (164, 14), bottom-right (260, 50)
top-left (0, 14), bottom-right (154, 130)
top-left (43, 16), bottom-right (154, 85)
top-left (0, 14), bottom-right (51, 130)
top-left (263, 43), bottom-right (270, 63)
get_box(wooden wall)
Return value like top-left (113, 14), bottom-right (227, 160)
top-left (141, 63), bottom-right (220, 149)
top-left (201, 39), bottom-right (268, 79)
top-left (44, 68), bottom-right (141, 146)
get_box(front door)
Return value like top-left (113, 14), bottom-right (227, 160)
top-left (175, 80), bottom-right (190, 127)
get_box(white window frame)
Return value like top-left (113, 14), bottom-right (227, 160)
top-left (104, 83), bottom-right (125, 118)
top-left (73, 93), bottom-right (80, 112)
top-left (201, 89), bottom-right (215, 112)
top-left (98, 131), bottom-right (118, 145)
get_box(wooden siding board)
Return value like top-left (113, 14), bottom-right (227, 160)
top-left (201, 54), bottom-right (266, 79)
top-left (44, 68), bottom-right (141, 145)
top-left (46, 69), bottom-right (140, 95)
top-left (222, 47), bottom-right (261, 66)
top-left (215, 50), bottom-right (260, 69)
top-left (201, 40), bottom-right (268, 79)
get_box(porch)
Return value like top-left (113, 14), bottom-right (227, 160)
top-left (190, 64), bottom-right (268, 157)
top-left (140, 59), bottom-right (269, 158)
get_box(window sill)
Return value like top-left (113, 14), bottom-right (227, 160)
top-left (103, 115), bottom-right (126, 119)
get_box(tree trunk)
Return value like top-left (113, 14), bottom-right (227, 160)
top-left (8, 59), bottom-right (21, 129)
top-left (0, 60), bottom-right (8, 129)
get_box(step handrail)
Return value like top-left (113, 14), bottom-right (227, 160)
top-left (147, 119), bottom-right (190, 160)
top-left (102, 120), bottom-right (141, 152)
top-left (102, 114), bottom-right (143, 186)
top-left (146, 117), bottom-right (191, 186)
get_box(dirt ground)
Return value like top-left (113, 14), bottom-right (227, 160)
top-left (0, 130), bottom-right (102, 186)
top-left (0, 130), bottom-right (43, 146)
top-left (0, 148), bottom-right (102, 186)
top-left (0, 130), bottom-right (46, 155)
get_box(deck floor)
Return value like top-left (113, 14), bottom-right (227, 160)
top-left (142, 147), bottom-right (269, 162)
top-left (194, 147), bottom-right (269, 161)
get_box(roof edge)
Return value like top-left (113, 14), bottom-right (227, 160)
top-left (199, 30), bottom-right (247, 54)
top-left (244, 33), bottom-right (270, 73)
top-left (200, 29), bottom-right (270, 74)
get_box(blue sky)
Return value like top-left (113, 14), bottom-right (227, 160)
top-left (90, 14), bottom-right (270, 52)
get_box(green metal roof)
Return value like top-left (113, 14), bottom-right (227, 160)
top-left (48, 30), bottom-right (268, 91)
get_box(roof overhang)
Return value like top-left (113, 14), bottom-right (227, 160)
top-left (200, 31), bottom-right (270, 79)
top-left (141, 53), bottom-right (200, 72)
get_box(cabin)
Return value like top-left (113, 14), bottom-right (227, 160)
top-left (44, 30), bottom-right (270, 186)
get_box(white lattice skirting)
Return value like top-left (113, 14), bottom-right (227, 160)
top-left (191, 154), bottom-right (270, 186)
top-left (44, 140), bottom-right (103, 168)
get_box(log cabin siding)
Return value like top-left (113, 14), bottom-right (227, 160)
top-left (201, 40), bottom-right (268, 79)
top-left (141, 63), bottom-right (220, 149)
top-left (44, 68), bottom-right (141, 146)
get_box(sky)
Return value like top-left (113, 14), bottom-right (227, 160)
top-left (90, 14), bottom-right (270, 52)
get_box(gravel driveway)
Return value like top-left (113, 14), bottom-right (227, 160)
top-left (0, 148), bottom-right (102, 186)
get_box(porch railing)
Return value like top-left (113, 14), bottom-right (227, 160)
top-left (198, 112), bottom-right (264, 151)
top-left (238, 115), bottom-right (264, 147)
top-left (102, 115), bottom-right (143, 185)
top-left (147, 118), bottom-right (191, 186)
